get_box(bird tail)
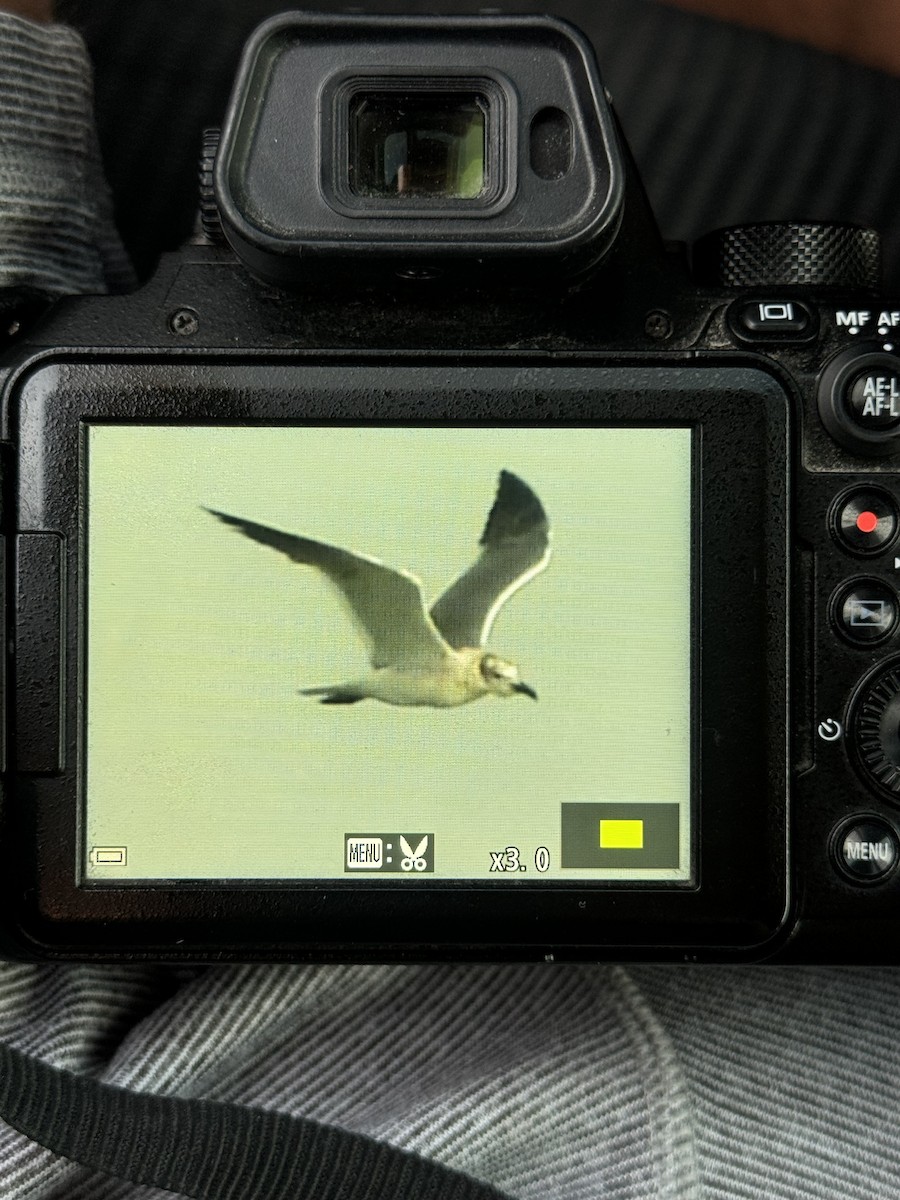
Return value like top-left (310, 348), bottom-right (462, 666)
top-left (298, 685), bottom-right (365, 705)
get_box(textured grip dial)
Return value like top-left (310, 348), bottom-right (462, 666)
top-left (694, 222), bottom-right (881, 289)
top-left (852, 661), bottom-right (900, 799)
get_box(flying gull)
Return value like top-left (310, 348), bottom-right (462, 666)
top-left (205, 470), bottom-right (551, 707)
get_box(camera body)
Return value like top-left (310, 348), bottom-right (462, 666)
top-left (1, 14), bottom-right (899, 963)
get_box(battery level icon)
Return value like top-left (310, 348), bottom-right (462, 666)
top-left (90, 847), bottom-right (127, 866)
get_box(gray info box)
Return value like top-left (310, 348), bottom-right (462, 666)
top-left (561, 803), bottom-right (680, 869)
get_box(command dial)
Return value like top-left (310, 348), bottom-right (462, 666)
top-left (852, 661), bottom-right (900, 798)
top-left (693, 222), bottom-right (881, 289)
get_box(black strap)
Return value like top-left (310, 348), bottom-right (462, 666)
top-left (0, 1043), bottom-right (513, 1200)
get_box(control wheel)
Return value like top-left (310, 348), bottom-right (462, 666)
top-left (851, 660), bottom-right (900, 799)
top-left (693, 222), bottom-right (881, 289)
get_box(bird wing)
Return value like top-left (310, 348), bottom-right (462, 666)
top-left (429, 471), bottom-right (551, 649)
top-left (206, 509), bottom-right (451, 669)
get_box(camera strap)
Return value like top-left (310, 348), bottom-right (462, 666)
top-left (0, 1041), bottom-right (512, 1200)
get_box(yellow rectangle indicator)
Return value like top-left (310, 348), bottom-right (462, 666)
top-left (599, 820), bottom-right (644, 850)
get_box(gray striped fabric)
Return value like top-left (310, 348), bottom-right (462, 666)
top-left (4, 960), bottom-right (900, 1198)
top-left (3, 11), bottom-right (900, 1200)
top-left (0, 13), bottom-right (132, 295)
top-left (632, 965), bottom-right (900, 1199)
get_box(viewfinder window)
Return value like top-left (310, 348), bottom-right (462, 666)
top-left (348, 91), bottom-right (488, 199)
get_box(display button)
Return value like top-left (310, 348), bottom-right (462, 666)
top-left (833, 818), bottom-right (899, 883)
top-left (845, 367), bottom-right (900, 430)
top-left (832, 488), bottom-right (899, 555)
top-left (730, 298), bottom-right (813, 340)
top-left (833, 579), bottom-right (899, 644)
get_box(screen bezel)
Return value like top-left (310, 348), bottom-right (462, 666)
top-left (7, 359), bottom-right (790, 959)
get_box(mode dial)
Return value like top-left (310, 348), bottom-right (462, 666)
top-left (693, 223), bottom-right (881, 289)
top-left (851, 660), bottom-right (900, 798)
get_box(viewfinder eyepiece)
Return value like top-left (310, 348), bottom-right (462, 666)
top-left (349, 90), bottom-right (488, 200)
top-left (215, 13), bottom-right (625, 285)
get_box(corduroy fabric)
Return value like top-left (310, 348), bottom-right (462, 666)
top-left (0, 13), bottom-right (133, 295)
top-left (632, 966), bottom-right (900, 1200)
top-left (0, 1037), bottom-right (516, 1200)
top-left (5, 961), bottom-right (900, 1198)
top-left (0, 965), bottom-right (701, 1200)
top-left (0, 964), bottom-right (700, 1200)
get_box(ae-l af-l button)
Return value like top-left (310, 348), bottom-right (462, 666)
top-left (846, 367), bottom-right (900, 429)
top-left (818, 350), bottom-right (900, 456)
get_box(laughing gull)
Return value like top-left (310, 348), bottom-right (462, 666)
top-left (206, 470), bottom-right (551, 707)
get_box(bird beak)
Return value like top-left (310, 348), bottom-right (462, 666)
top-left (513, 682), bottom-right (538, 700)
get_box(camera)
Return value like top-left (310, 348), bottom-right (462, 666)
top-left (1, 12), bottom-right (899, 963)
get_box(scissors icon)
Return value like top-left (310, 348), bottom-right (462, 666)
top-left (400, 836), bottom-right (428, 872)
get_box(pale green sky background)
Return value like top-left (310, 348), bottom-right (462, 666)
top-left (85, 425), bottom-right (692, 881)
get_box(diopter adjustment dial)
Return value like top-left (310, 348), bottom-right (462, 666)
top-left (693, 223), bottom-right (881, 289)
top-left (851, 661), bottom-right (900, 799)
top-left (198, 127), bottom-right (224, 244)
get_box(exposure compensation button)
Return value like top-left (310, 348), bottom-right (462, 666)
top-left (833, 818), bottom-right (899, 884)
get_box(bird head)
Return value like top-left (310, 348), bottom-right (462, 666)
top-left (479, 653), bottom-right (537, 700)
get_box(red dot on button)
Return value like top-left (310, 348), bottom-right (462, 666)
top-left (857, 510), bottom-right (880, 534)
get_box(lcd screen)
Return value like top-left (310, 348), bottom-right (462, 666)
top-left (83, 425), bottom-right (692, 883)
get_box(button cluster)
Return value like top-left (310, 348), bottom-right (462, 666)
top-left (828, 486), bottom-right (900, 885)
top-left (815, 333), bottom-right (900, 889)
top-left (829, 489), bottom-right (900, 648)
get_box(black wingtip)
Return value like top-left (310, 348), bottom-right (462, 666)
top-left (480, 471), bottom-right (549, 547)
top-left (203, 507), bottom-right (243, 529)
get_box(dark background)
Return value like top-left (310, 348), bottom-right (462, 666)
top-left (57, 0), bottom-right (900, 288)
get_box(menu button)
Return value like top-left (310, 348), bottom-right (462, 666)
top-left (833, 818), bottom-right (899, 884)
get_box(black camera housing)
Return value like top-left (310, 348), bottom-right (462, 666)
top-left (1, 14), bottom-right (899, 963)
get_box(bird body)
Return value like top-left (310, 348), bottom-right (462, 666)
top-left (303, 647), bottom-right (532, 708)
top-left (206, 471), bottom-right (550, 709)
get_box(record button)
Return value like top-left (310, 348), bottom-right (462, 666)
top-left (832, 488), bottom-right (898, 555)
